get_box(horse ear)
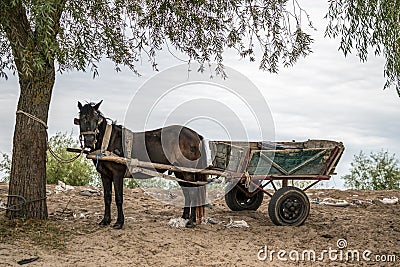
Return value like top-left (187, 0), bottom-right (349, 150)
top-left (78, 101), bottom-right (83, 110)
top-left (93, 100), bottom-right (103, 111)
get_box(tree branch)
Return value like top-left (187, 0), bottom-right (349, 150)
top-left (0, 1), bottom-right (33, 57)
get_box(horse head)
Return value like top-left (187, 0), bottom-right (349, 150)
top-left (75, 100), bottom-right (104, 149)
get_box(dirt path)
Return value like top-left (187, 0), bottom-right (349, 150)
top-left (0, 183), bottom-right (399, 266)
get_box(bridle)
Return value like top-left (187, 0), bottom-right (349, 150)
top-left (79, 129), bottom-right (100, 148)
top-left (77, 111), bottom-right (104, 149)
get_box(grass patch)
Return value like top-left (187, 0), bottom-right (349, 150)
top-left (0, 215), bottom-right (68, 250)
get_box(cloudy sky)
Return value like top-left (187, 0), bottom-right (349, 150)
top-left (1, 1), bottom-right (399, 188)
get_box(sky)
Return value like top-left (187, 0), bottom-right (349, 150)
top-left (0, 1), bottom-right (399, 188)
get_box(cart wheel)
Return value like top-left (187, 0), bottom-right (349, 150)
top-left (268, 186), bottom-right (310, 226)
top-left (225, 183), bottom-right (264, 211)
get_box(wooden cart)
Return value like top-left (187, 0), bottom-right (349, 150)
top-left (75, 139), bottom-right (344, 226)
top-left (209, 139), bottom-right (344, 226)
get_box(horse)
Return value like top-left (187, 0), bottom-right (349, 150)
top-left (75, 101), bottom-right (207, 229)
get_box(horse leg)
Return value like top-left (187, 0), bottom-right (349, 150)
top-left (178, 184), bottom-right (195, 227)
top-left (112, 174), bottom-right (125, 229)
top-left (181, 186), bottom-right (191, 220)
top-left (190, 176), bottom-right (207, 225)
top-left (195, 185), bottom-right (206, 224)
top-left (184, 173), bottom-right (199, 228)
top-left (176, 173), bottom-right (191, 220)
top-left (190, 204), bottom-right (197, 227)
top-left (99, 174), bottom-right (112, 226)
top-left (189, 185), bottom-right (205, 225)
top-left (183, 189), bottom-right (196, 228)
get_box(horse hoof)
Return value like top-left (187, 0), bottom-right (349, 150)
top-left (112, 223), bottom-right (124, 229)
top-left (99, 219), bottom-right (111, 226)
top-left (185, 221), bottom-right (196, 228)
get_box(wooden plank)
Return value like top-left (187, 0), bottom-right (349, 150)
top-left (129, 167), bottom-right (209, 185)
top-left (255, 152), bottom-right (288, 175)
top-left (251, 175), bottom-right (331, 180)
top-left (287, 149), bottom-right (327, 174)
top-left (86, 154), bottom-right (228, 177)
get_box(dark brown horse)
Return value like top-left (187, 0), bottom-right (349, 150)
top-left (75, 101), bottom-right (207, 229)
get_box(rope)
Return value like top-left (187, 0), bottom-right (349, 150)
top-left (48, 145), bottom-right (83, 163)
top-left (244, 171), bottom-right (251, 189)
top-left (0, 195), bottom-right (47, 212)
top-left (16, 110), bottom-right (48, 129)
top-left (16, 110), bottom-right (84, 163)
top-left (95, 153), bottom-right (103, 169)
top-left (0, 111), bottom-right (74, 212)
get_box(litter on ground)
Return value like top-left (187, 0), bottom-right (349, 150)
top-left (225, 219), bottom-right (249, 228)
top-left (378, 197), bottom-right (398, 205)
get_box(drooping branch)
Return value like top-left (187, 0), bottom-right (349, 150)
top-left (325, 0), bottom-right (400, 96)
top-left (0, 0), bottom-right (34, 74)
top-left (0, 0), bottom-right (314, 78)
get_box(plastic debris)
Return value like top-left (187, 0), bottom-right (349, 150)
top-left (225, 219), bottom-right (249, 228)
top-left (378, 197), bottom-right (398, 205)
top-left (352, 199), bottom-right (363, 205)
top-left (168, 218), bottom-right (189, 228)
top-left (17, 257), bottom-right (39, 265)
top-left (205, 217), bottom-right (218, 225)
top-left (310, 197), bottom-right (320, 204)
top-left (319, 198), bottom-right (350, 207)
top-left (80, 188), bottom-right (101, 197)
top-left (55, 181), bottom-right (74, 193)
top-left (167, 191), bottom-right (177, 199)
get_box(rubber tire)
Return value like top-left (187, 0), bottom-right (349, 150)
top-left (225, 183), bottom-right (264, 211)
top-left (268, 186), bottom-right (310, 226)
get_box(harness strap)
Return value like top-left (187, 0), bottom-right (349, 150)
top-left (123, 128), bottom-right (134, 158)
top-left (80, 131), bottom-right (97, 135)
top-left (101, 124), bottom-right (112, 153)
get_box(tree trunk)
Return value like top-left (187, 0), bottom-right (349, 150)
top-left (6, 66), bottom-right (55, 219)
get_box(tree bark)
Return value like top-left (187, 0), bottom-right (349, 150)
top-left (6, 66), bottom-right (54, 219)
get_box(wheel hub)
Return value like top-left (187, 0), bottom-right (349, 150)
top-left (280, 197), bottom-right (303, 222)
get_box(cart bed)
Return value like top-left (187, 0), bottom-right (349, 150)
top-left (209, 140), bottom-right (344, 179)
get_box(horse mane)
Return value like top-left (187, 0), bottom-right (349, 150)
top-left (86, 102), bottom-right (121, 126)
top-left (79, 102), bottom-right (105, 119)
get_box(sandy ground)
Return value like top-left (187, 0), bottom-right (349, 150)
top-left (0, 183), bottom-right (399, 266)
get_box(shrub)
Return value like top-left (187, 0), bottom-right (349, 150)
top-left (343, 150), bottom-right (400, 190)
top-left (0, 132), bottom-right (100, 185)
top-left (46, 132), bottom-right (99, 186)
